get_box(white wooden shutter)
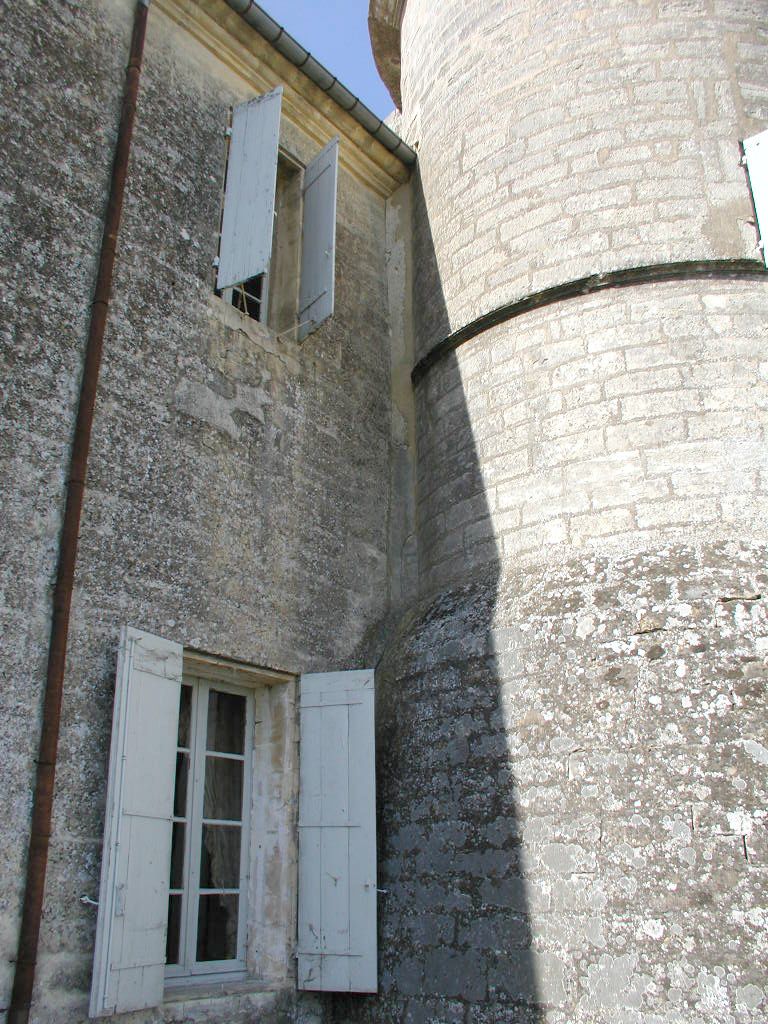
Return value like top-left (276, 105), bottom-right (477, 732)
top-left (298, 670), bottom-right (377, 992)
top-left (298, 137), bottom-right (339, 341)
top-left (216, 87), bottom-right (282, 290)
top-left (89, 627), bottom-right (182, 1017)
top-left (744, 129), bottom-right (768, 267)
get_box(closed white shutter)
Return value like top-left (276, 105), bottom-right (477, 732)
top-left (298, 670), bottom-right (377, 992)
top-left (217, 87), bottom-right (283, 290)
top-left (744, 129), bottom-right (768, 267)
top-left (89, 627), bottom-right (182, 1017)
top-left (298, 137), bottom-right (339, 341)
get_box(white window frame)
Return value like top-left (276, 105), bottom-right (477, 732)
top-left (164, 673), bottom-right (255, 985)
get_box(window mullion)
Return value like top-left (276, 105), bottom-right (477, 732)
top-left (185, 678), bottom-right (208, 969)
top-left (237, 694), bottom-right (254, 965)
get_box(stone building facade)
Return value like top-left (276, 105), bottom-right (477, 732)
top-left (1, 0), bottom-right (767, 1023)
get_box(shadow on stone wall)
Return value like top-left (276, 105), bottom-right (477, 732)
top-left (332, 170), bottom-right (544, 1024)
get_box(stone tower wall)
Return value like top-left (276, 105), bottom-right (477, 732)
top-left (358, 1), bottom-right (768, 1022)
top-left (402, 0), bottom-right (766, 351)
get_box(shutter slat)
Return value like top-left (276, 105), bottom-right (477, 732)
top-left (322, 825), bottom-right (351, 952)
top-left (89, 627), bottom-right (182, 1018)
top-left (744, 129), bottom-right (768, 268)
top-left (347, 689), bottom-right (377, 991)
top-left (217, 88), bottom-right (282, 290)
top-left (298, 670), bottom-right (377, 993)
top-left (298, 137), bottom-right (339, 340)
top-left (322, 703), bottom-right (349, 823)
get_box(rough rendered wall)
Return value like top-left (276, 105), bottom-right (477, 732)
top-left (0, 0), bottom-right (133, 1016)
top-left (0, 1), bottom-right (398, 1021)
top-left (355, 0), bottom-right (768, 1022)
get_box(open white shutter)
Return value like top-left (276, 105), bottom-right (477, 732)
top-left (298, 670), bottom-right (377, 992)
top-left (216, 87), bottom-right (282, 290)
top-left (298, 137), bottom-right (339, 340)
top-left (89, 627), bottom-right (182, 1017)
top-left (744, 128), bottom-right (768, 267)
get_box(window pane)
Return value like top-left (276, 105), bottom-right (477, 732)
top-left (206, 690), bottom-right (245, 754)
top-left (203, 755), bottom-right (244, 821)
top-left (166, 894), bottom-right (182, 965)
top-left (177, 684), bottom-right (192, 748)
top-left (173, 752), bottom-right (189, 818)
top-left (200, 825), bottom-right (241, 889)
top-left (170, 823), bottom-right (185, 890)
top-left (196, 894), bottom-right (239, 961)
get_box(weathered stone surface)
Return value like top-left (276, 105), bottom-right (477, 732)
top-left (356, 1), bottom-right (768, 1022)
top-left (341, 544), bottom-right (768, 1024)
top-left (4, 0), bottom-right (768, 1020)
top-left (0, 1), bottom-right (406, 1021)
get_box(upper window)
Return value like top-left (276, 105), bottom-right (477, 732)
top-left (214, 87), bottom-right (339, 341)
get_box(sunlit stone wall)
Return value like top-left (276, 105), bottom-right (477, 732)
top-left (360, 0), bottom-right (768, 1021)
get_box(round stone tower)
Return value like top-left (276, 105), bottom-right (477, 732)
top-left (365, 2), bottom-right (768, 1022)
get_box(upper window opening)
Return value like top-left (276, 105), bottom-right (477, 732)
top-left (218, 274), bottom-right (265, 321)
top-left (214, 87), bottom-right (339, 341)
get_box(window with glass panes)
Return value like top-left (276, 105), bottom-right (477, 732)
top-left (166, 675), bottom-right (253, 979)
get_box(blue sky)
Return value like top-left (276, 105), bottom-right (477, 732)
top-left (259, 1), bottom-right (394, 120)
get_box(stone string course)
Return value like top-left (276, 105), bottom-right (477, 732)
top-left (416, 278), bottom-right (768, 594)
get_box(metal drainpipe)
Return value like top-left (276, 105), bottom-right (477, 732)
top-left (7, 3), bottom-right (150, 1021)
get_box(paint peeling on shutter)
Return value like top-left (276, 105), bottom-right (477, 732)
top-left (298, 670), bottom-right (377, 993)
top-left (217, 87), bottom-right (282, 291)
top-left (298, 137), bottom-right (339, 341)
top-left (89, 627), bottom-right (182, 1017)
top-left (744, 129), bottom-right (768, 267)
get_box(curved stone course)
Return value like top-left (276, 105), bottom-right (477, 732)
top-left (416, 276), bottom-right (768, 593)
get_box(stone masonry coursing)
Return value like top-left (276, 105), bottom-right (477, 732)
top-left (342, 540), bottom-right (768, 1024)
top-left (416, 278), bottom-right (768, 595)
top-left (401, 0), bottom-right (767, 355)
top-left (351, 0), bottom-right (768, 1021)
top-left (2, 0), bottom-right (768, 1020)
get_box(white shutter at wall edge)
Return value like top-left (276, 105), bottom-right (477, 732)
top-left (89, 627), bottom-right (182, 1018)
top-left (743, 128), bottom-right (768, 268)
top-left (298, 670), bottom-right (377, 993)
top-left (298, 137), bottom-right (340, 341)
